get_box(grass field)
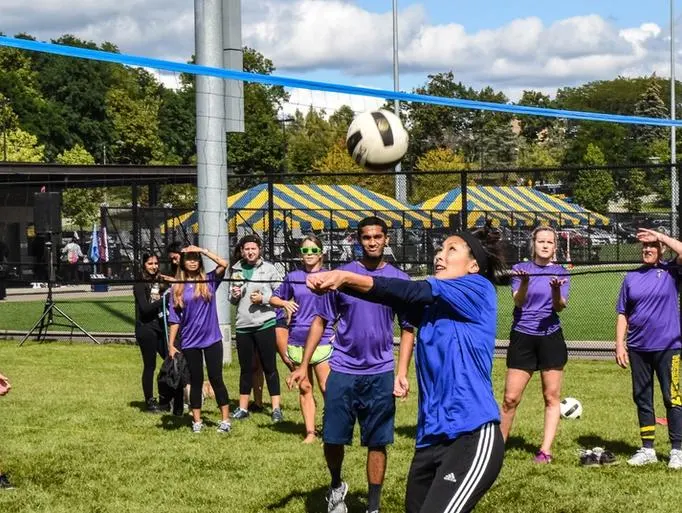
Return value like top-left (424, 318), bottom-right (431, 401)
top-left (0, 341), bottom-right (677, 513)
top-left (0, 268), bottom-right (629, 341)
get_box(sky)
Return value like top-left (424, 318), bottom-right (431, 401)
top-left (1, 0), bottom-right (680, 113)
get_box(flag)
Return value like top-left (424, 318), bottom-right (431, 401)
top-left (89, 224), bottom-right (100, 264)
top-left (99, 225), bottom-right (109, 263)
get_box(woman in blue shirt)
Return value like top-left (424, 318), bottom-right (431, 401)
top-left (307, 231), bottom-right (505, 513)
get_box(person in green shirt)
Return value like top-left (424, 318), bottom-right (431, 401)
top-left (230, 234), bottom-right (284, 422)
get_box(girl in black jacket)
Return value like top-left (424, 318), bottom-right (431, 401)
top-left (133, 252), bottom-right (174, 412)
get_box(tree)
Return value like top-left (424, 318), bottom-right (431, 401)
top-left (57, 144), bottom-right (105, 229)
top-left (4, 127), bottom-right (44, 162)
top-left (517, 91), bottom-right (553, 141)
top-left (411, 148), bottom-right (468, 203)
top-left (286, 108), bottom-right (334, 174)
top-left (632, 76), bottom-right (668, 148)
top-left (572, 144), bottom-right (614, 213)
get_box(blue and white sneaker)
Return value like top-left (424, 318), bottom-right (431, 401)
top-left (231, 408), bottom-right (250, 420)
top-left (216, 420), bottom-right (232, 434)
top-left (192, 421), bottom-right (203, 434)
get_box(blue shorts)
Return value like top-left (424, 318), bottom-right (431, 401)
top-left (323, 370), bottom-right (395, 447)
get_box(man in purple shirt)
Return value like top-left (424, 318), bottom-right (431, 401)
top-left (616, 228), bottom-right (682, 468)
top-left (288, 217), bottom-right (415, 513)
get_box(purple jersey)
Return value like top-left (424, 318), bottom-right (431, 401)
top-left (168, 271), bottom-right (222, 350)
top-left (511, 261), bottom-right (570, 336)
top-left (273, 269), bottom-right (334, 346)
top-left (616, 261), bottom-right (682, 351)
top-left (318, 261), bottom-right (412, 375)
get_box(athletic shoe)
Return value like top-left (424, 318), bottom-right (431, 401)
top-left (533, 450), bottom-right (553, 464)
top-left (668, 449), bottom-right (682, 469)
top-left (272, 408), bottom-right (284, 423)
top-left (146, 398), bottom-right (162, 413)
top-left (627, 447), bottom-right (657, 466)
top-left (248, 402), bottom-right (265, 413)
top-left (326, 481), bottom-right (348, 513)
top-left (0, 474), bottom-right (14, 490)
top-left (216, 420), bottom-right (232, 434)
top-left (231, 408), bottom-right (250, 420)
top-left (598, 450), bottom-right (617, 466)
top-left (579, 449), bottom-right (600, 467)
top-left (192, 421), bottom-right (203, 434)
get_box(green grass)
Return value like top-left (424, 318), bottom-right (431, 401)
top-left (0, 342), bottom-right (677, 512)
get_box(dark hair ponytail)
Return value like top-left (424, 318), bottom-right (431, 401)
top-left (467, 225), bottom-right (509, 285)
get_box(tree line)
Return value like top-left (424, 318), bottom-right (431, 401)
top-left (0, 33), bottom-right (675, 227)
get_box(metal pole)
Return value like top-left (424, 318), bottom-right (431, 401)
top-left (393, 0), bottom-right (407, 204)
top-left (672, 0), bottom-right (678, 237)
top-left (195, 0), bottom-right (231, 363)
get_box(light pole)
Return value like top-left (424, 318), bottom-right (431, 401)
top-left (672, 0), bottom-right (678, 236)
top-left (393, 0), bottom-right (407, 204)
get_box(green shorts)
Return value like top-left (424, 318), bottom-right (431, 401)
top-left (287, 344), bottom-right (333, 366)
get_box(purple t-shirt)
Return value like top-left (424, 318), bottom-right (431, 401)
top-left (511, 261), bottom-right (570, 336)
top-left (318, 261), bottom-right (412, 375)
top-left (273, 269), bottom-right (334, 347)
top-left (168, 271), bottom-right (223, 350)
top-left (616, 261), bottom-right (682, 351)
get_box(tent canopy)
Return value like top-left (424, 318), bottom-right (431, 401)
top-left (164, 183), bottom-right (431, 233)
top-left (417, 186), bottom-right (610, 228)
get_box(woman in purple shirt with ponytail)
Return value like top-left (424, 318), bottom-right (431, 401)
top-left (270, 235), bottom-right (334, 443)
top-left (500, 226), bottom-right (570, 464)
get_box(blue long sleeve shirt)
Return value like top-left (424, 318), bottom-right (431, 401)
top-left (369, 274), bottom-right (500, 448)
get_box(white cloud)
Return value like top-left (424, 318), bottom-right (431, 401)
top-left (0, 0), bottom-right (679, 103)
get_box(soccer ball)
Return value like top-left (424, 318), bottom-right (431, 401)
top-left (346, 109), bottom-right (408, 170)
top-left (560, 397), bottom-right (582, 419)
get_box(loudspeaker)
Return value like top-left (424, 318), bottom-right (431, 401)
top-left (448, 213), bottom-right (462, 231)
top-left (34, 192), bottom-right (62, 234)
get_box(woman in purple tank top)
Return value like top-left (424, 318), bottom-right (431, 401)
top-left (500, 226), bottom-right (570, 464)
top-left (270, 235), bottom-right (333, 443)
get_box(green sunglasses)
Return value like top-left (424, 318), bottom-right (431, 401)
top-left (300, 247), bottom-right (321, 255)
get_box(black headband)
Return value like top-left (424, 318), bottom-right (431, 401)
top-left (456, 231), bottom-right (489, 276)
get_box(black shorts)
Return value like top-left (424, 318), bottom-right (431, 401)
top-left (405, 423), bottom-right (505, 513)
top-left (506, 329), bottom-right (567, 371)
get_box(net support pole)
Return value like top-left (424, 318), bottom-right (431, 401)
top-left (196, 0), bottom-right (231, 363)
top-left (392, 0), bottom-right (407, 204)
top-left (672, 0), bottom-right (678, 237)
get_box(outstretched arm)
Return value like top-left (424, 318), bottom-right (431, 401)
top-left (307, 271), bottom-right (435, 309)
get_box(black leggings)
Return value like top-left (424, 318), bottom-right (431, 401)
top-left (136, 325), bottom-right (167, 401)
top-left (236, 326), bottom-right (280, 396)
top-left (183, 341), bottom-right (230, 409)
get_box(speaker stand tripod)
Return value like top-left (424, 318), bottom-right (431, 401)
top-left (19, 239), bottom-right (100, 346)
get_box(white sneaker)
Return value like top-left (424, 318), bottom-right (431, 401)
top-left (326, 482), bottom-right (348, 513)
top-left (192, 421), bottom-right (203, 434)
top-left (669, 449), bottom-right (682, 469)
top-left (627, 447), bottom-right (657, 466)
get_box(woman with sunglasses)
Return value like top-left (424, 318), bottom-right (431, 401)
top-left (271, 235), bottom-right (334, 443)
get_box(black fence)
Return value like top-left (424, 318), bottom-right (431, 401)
top-left (0, 164), bottom-right (679, 358)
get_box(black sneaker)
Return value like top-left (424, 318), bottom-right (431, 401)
top-left (271, 408), bottom-right (284, 423)
top-left (579, 450), bottom-right (600, 467)
top-left (231, 408), bottom-right (250, 420)
top-left (146, 398), bottom-right (162, 413)
top-left (0, 474), bottom-right (14, 490)
top-left (248, 402), bottom-right (265, 413)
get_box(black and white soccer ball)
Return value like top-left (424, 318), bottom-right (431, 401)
top-left (560, 397), bottom-right (583, 419)
top-left (346, 109), bottom-right (409, 170)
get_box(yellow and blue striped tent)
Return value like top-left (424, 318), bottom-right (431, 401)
top-left (164, 183), bottom-right (432, 233)
top-left (417, 186), bottom-right (610, 227)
